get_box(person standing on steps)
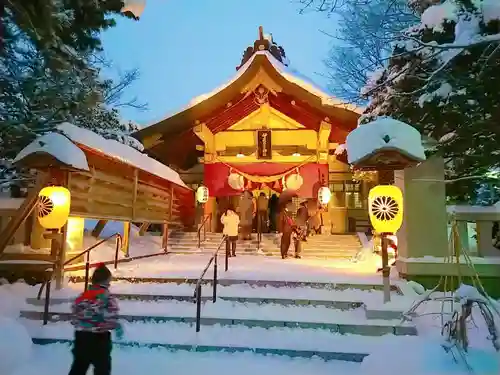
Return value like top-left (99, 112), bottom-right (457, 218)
top-left (268, 193), bottom-right (279, 232)
top-left (239, 190), bottom-right (254, 240)
top-left (221, 206), bottom-right (240, 257)
top-left (257, 192), bottom-right (269, 234)
top-left (279, 203), bottom-right (302, 259)
top-left (68, 263), bottom-right (123, 375)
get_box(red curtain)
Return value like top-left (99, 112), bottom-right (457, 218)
top-left (204, 162), bottom-right (328, 198)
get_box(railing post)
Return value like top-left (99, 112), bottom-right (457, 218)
top-left (213, 252), bottom-right (218, 303)
top-left (43, 276), bottom-right (51, 325)
top-left (225, 239), bottom-right (229, 272)
top-left (195, 284), bottom-right (202, 332)
top-left (84, 251), bottom-right (90, 291)
top-left (114, 236), bottom-right (120, 270)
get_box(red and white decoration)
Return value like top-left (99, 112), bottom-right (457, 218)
top-left (228, 172), bottom-right (245, 191)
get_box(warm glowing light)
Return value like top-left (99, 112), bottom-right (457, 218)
top-left (292, 152), bottom-right (301, 157)
top-left (368, 185), bottom-right (403, 233)
top-left (318, 186), bottom-right (332, 205)
top-left (196, 185), bottom-right (209, 203)
top-left (236, 153), bottom-right (245, 158)
top-left (37, 186), bottom-right (71, 229)
top-left (66, 217), bottom-right (84, 252)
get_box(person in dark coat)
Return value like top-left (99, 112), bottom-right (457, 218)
top-left (296, 201), bottom-right (309, 242)
top-left (268, 194), bottom-right (279, 232)
top-left (279, 203), bottom-right (302, 259)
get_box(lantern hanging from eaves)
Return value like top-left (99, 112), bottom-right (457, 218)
top-left (368, 185), bottom-right (403, 234)
top-left (228, 173), bottom-right (245, 191)
top-left (37, 186), bottom-right (71, 229)
top-left (317, 186), bottom-right (332, 205)
top-left (196, 185), bottom-right (209, 204)
top-left (284, 170), bottom-right (303, 191)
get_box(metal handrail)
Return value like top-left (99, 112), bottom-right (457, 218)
top-left (193, 235), bottom-right (228, 332)
top-left (197, 214), bottom-right (211, 248)
top-left (37, 232), bottom-right (123, 325)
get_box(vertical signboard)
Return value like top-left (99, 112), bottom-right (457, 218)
top-left (256, 130), bottom-right (272, 160)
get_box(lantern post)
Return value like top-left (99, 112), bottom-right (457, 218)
top-left (345, 118), bottom-right (426, 303)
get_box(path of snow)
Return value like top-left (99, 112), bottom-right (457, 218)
top-left (12, 343), bottom-right (361, 375)
top-left (67, 253), bottom-right (397, 286)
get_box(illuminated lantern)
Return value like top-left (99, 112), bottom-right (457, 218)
top-left (318, 186), bottom-right (332, 205)
top-left (368, 185), bottom-right (403, 234)
top-left (228, 173), bottom-right (245, 190)
top-left (196, 186), bottom-right (209, 203)
top-left (285, 173), bottom-right (303, 190)
top-left (37, 186), bottom-right (71, 229)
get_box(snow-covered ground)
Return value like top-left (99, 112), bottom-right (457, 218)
top-left (68, 252), bottom-right (393, 284)
top-left (1, 238), bottom-right (499, 375)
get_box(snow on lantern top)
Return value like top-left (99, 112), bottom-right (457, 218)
top-left (237, 26), bottom-right (289, 70)
top-left (346, 117), bottom-right (426, 170)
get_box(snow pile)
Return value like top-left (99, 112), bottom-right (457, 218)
top-left (359, 336), bottom-right (499, 375)
top-left (0, 317), bottom-right (33, 375)
top-left (0, 283), bottom-right (33, 375)
top-left (346, 117), bottom-right (426, 164)
top-left (57, 123), bottom-right (188, 188)
top-left (420, 1), bottom-right (458, 32)
top-left (13, 133), bottom-right (89, 171)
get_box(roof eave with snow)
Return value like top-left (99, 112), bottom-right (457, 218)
top-left (13, 124), bottom-right (190, 190)
top-left (136, 51), bottom-right (364, 138)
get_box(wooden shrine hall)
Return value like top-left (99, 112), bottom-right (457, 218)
top-left (134, 27), bottom-right (377, 234)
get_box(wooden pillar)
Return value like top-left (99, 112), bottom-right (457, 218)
top-left (122, 222), bottom-right (131, 257)
top-left (162, 221), bottom-right (169, 251)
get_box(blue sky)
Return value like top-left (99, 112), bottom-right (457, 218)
top-left (101, 0), bottom-right (336, 126)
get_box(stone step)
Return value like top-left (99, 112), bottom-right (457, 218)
top-left (20, 308), bottom-right (417, 336)
top-left (66, 276), bottom-right (403, 292)
top-left (32, 337), bottom-right (368, 362)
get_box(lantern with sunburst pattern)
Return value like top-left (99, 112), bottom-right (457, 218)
top-left (368, 185), bottom-right (403, 234)
top-left (37, 186), bottom-right (71, 229)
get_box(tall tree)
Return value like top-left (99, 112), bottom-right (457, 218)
top-left (360, 0), bottom-right (500, 202)
top-left (298, 0), bottom-right (417, 103)
top-left (0, 1), bottom-right (145, 189)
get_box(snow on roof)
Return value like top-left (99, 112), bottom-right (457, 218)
top-left (57, 123), bottom-right (188, 189)
top-left (144, 51), bottom-right (363, 129)
top-left (13, 132), bottom-right (90, 171)
top-left (346, 117), bottom-right (426, 164)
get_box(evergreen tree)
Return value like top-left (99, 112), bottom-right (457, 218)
top-left (0, 1), bottom-right (144, 189)
top-left (361, 0), bottom-right (500, 202)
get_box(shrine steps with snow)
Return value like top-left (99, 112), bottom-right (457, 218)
top-left (167, 232), bottom-right (363, 259)
top-left (22, 276), bottom-right (418, 362)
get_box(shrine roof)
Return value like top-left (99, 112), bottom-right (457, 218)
top-left (135, 50), bottom-right (363, 141)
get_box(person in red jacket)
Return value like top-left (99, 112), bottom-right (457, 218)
top-left (68, 263), bottom-right (123, 375)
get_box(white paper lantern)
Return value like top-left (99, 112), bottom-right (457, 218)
top-left (318, 186), bottom-right (332, 205)
top-left (228, 173), bottom-right (245, 191)
top-left (285, 173), bottom-right (303, 190)
top-left (196, 186), bottom-right (209, 203)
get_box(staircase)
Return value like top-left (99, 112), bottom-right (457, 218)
top-left (168, 232), bottom-right (362, 259)
top-left (21, 275), bottom-right (418, 365)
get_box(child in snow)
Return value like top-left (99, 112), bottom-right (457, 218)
top-left (68, 263), bottom-right (123, 375)
top-left (221, 206), bottom-right (240, 257)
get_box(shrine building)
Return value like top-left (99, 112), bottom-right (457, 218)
top-left (134, 27), bottom-right (376, 234)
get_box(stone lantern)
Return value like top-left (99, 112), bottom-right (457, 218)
top-left (346, 117), bottom-right (426, 302)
